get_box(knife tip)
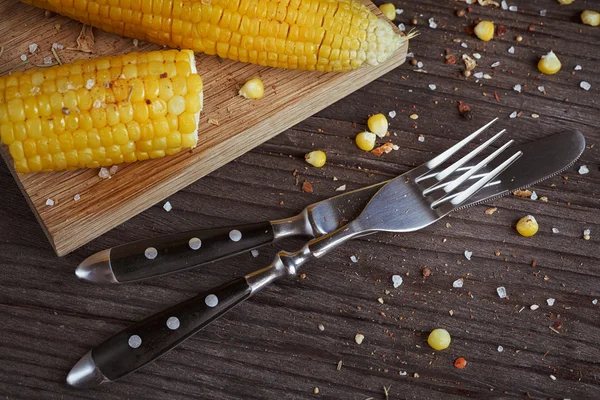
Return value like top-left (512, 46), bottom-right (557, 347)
top-left (66, 351), bottom-right (110, 388)
top-left (76, 249), bottom-right (118, 284)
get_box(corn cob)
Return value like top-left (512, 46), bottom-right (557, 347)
top-left (0, 49), bottom-right (203, 173)
top-left (22, 0), bottom-right (404, 72)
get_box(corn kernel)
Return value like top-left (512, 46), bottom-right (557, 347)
top-left (305, 150), bottom-right (326, 167)
top-left (516, 215), bottom-right (539, 237)
top-left (239, 78), bottom-right (265, 99)
top-left (557, 0), bottom-right (574, 4)
top-left (537, 51), bottom-right (561, 75)
top-left (581, 10), bottom-right (600, 26)
top-left (367, 113), bottom-right (388, 137)
top-left (355, 131), bottom-right (376, 151)
top-left (474, 21), bottom-right (494, 42)
top-left (428, 329), bottom-right (451, 351)
top-left (379, 4), bottom-right (396, 20)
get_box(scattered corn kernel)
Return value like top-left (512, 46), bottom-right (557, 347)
top-left (355, 131), bottom-right (376, 151)
top-left (516, 215), bottom-right (539, 237)
top-left (428, 328), bottom-right (451, 351)
top-left (379, 3), bottom-right (396, 20)
top-left (538, 51), bottom-right (562, 75)
top-left (367, 113), bottom-right (388, 137)
top-left (557, 0), bottom-right (575, 4)
top-left (581, 10), bottom-right (600, 26)
top-left (305, 150), bottom-right (327, 168)
top-left (239, 78), bottom-right (264, 99)
top-left (474, 21), bottom-right (495, 42)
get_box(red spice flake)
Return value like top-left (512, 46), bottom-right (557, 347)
top-left (553, 321), bottom-right (563, 330)
top-left (454, 357), bottom-right (467, 369)
top-left (301, 180), bottom-right (313, 193)
top-left (422, 267), bottom-right (431, 278)
top-left (371, 142), bottom-right (394, 157)
top-left (458, 101), bottom-right (473, 120)
top-left (465, 26), bottom-right (474, 35)
top-left (494, 91), bottom-right (500, 101)
top-left (300, 273), bottom-right (307, 279)
top-left (528, 24), bottom-right (536, 32)
top-left (532, 259), bottom-right (537, 267)
top-left (496, 25), bottom-right (507, 37)
top-left (159, 72), bottom-right (168, 78)
top-left (445, 55), bottom-right (458, 65)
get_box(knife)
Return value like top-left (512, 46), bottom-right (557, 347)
top-left (66, 128), bottom-right (585, 388)
top-left (76, 126), bottom-right (586, 284)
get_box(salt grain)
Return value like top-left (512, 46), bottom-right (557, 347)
top-left (453, 278), bottom-right (464, 288)
top-left (428, 18), bottom-right (437, 29)
top-left (417, 61), bottom-right (424, 68)
top-left (473, 53), bottom-right (481, 60)
top-left (98, 167), bottom-right (111, 179)
top-left (540, 9), bottom-right (547, 16)
top-left (355, 333), bottom-right (365, 345)
top-left (580, 81), bottom-right (592, 91)
top-left (473, 72), bottom-right (484, 79)
top-left (251, 249), bottom-right (259, 257)
top-left (392, 144), bottom-right (399, 151)
top-left (52, 43), bottom-right (64, 50)
top-left (593, 299), bottom-right (598, 305)
top-left (398, 23), bottom-right (406, 31)
top-left (20, 54), bottom-right (27, 61)
top-left (396, 9), bottom-right (403, 15)
top-left (491, 61), bottom-right (500, 68)
top-left (407, 52), bottom-right (414, 58)
top-left (464, 250), bottom-right (472, 260)
top-left (497, 345), bottom-right (504, 352)
top-left (497, 286), bottom-right (507, 298)
top-left (509, 111), bottom-right (518, 119)
top-left (530, 191), bottom-right (538, 200)
top-left (73, 194), bottom-right (81, 201)
top-left (578, 165), bottom-right (589, 175)
top-left (530, 304), bottom-right (539, 310)
top-left (335, 185), bottom-right (346, 191)
top-left (86, 79), bottom-right (95, 90)
top-left (483, 74), bottom-right (492, 80)
top-left (550, 375), bottom-right (556, 381)
top-left (461, 42), bottom-right (468, 48)
top-left (508, 46), bottom-right (515, 54)
top-left (350, 255), bottom-right (358, 263)
top-left (388, 110), bottom-right (397, 118)
top-left (392, 275), bottom-right (403, 288)
top-left (547, 298), bottom-right (555, 306)
top-left (43, 56), bottom-right (53, 65)
top-left (574, 65), bottom-right (582, 71)
top-left (318, 324), bottom-right (325, 331)
top-left (509, 5), bottom-right (517, 12)
top-left (133, 38), bottom-right (139, 46)
top-left (428, 84), bottom-right (437, 90)
top-left (538, 86), bottom-right (545, 93)
top-left (552, 228), bottom-right (560, 234)
top-left (29, 43), bottom-right (38, 54)
top-left (109, 165), bottom-right (118, 175)
top-left (418, 135), bottom-right (425, 143)
top-left (45, 198), bottom-right (55, 207)
top-left (513, 84), bottom-right (522, 93)
top-left (163, 201), bottom-right (172, 212)
top-left (501, 0), bottom-right (508, 10)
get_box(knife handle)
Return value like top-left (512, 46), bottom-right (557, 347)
top-left (76, 222), bottom-right (274, 284)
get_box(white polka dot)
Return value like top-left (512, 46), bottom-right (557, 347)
top-left (128, 335), bottom-right (142, 348)
top-left (166, 316), bottom-right (180, 330)
top-left (229, 230), bottom-right (242, 242)
top-left (144, 247), bottom-right (158, 259)
top-left (188, 237), bottom-right (201, 250)
top-left (205, 294), bottom-right (219, 307)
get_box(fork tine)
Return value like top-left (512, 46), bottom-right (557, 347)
top-left (432, 129), bottom-right (507, 183)
top-left (436, 139), bottom-right (515, 195)
top-left (418, 117), bottom-right (499, 176)
top-left (433, 179), bottom-right (502, 203)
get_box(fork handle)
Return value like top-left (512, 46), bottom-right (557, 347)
top-left (76, 222), bottom-right (274, 284)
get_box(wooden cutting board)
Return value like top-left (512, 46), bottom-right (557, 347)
top-left (0, 0), bottom-right (408, 256)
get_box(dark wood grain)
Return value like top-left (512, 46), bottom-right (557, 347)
top-left (1, 0), bottom-right (600, 399)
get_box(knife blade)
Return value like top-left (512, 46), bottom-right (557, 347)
top-left (76, 128), bottom-right (585, 284)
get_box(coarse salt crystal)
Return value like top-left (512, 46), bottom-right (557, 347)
top-left (392, 144), bottom-right (399, 151)
top-left (530, 304), bottom-right (539, 310)
top-left (46, 198), bottom-right (55, 206)
top-left (483, 74), bottom-right (492, 80)
top-left (508, 46), bottom-right (515, 54)
top-left (251, 249), bottom-right (259, 257)
top-left (350, 255), bottom-right (358, 263)
top-left (43, 56), bottom-right (53, 65)
top-left (93, 100), bottom-right (102, 108)
top-left (98, 167), bottom-right (111, 179)
top-left (473, 53), bottom-right (481, 60)
top-left (538, 86), bottom-right (545, 93)
top-left (513, 84), bottom-right (522, 93)
top-left (52, 43), bottom-right (64, 50)
top-left (497, 286), bottom-right (507, 298)
top-left (133, 38), bottom-right (139, 46)
top-left (473, 72), bottom-right (484, 79)
top-left (398, 23), bottom-right (406, 31)
top-left (428, 84), bottom-right (436, 90)
top-left (580, 81), bottom-right (592, 91)
top-left (109, 165), bottom-right (118, 175)
top-left (20, 54), bottom-right (27, 61)
top-left (407, 52), bottom-right (414, 58)
top-left (509, 5), bottom-right (517, 11)
top-left (335, 185), bottom-right (346, 192)
top-left (461, 42), bottom-right (468, 48)
top-left (318, 324), bottom-right (325, 331)
top-left (593, 299), bottom-right (598, 305)
top-left (574, 65), bottom-right (582, 71)
top-left (509, 111), bottom-right (518, 119)
top-left (392, 275), bottom-right (403, 288)
top-left (396, 9), bottom-right (403, 15)
top-left (530, 191), bottom-right (538, 200)
top-left (355, 333), bottom-right (364, 344)
top-left (501, 0), bottom-right (508, 10)
top-left (389, 110), bottom-right (397, 118)
top-left (552, 228), bottom-right (560, 234)
top-left (418, 135), bottom-right (425, 143)
top-left (428, 18), bottom-right (437, 29)
top-left (399, 371), bottom-right (407, 376)
top-left (578, 165), bottom-right (589, 175)
top-left (73, 194), bottom-right (81, 201)
top-left (547, 298), bottom-right (555, 306)
top-left (163, 201), bottom-right (172, 212)
top-left (417, 61), bottom-right (424, 68)
top-left (29, 43), bottom-right (38, 54)
top-left (540, 9), bottom-right (546, 16)
top-left (550, 375), bottom-right (556, 381)
top-left (453, 278), bottom-right (464, 288)
top-left (464, 250), bottom-right (472, 260)
top-left (86, 79), bottom-right (95, 90)
top-left (497, 345), bottom-right (504, 352)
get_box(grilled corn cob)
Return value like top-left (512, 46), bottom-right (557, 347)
top-left (0, 49), bottom-right (203, 173)
top-left (22, 0), bottom-right (405, 72)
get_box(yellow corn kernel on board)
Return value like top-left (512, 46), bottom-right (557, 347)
top-left (0, 0), bottom-right (407, 256)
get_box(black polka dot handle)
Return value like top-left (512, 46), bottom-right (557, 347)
top-left (77, 222), bottom-right (275, 283)
top-left (90, 277), bottom-right (252, 383)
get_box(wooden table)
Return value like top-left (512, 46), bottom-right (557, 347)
top-left (1, 0), bottom-right (599, 399)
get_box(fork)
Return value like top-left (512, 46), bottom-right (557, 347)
top-left (66, 125), bottom-right (521, 387)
